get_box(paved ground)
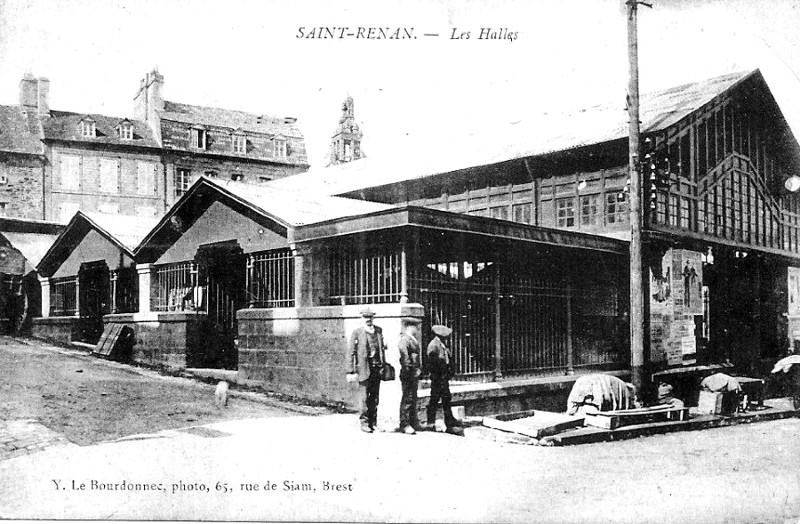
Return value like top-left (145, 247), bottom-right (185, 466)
top-left (0, 337), bottom-right (799, 522)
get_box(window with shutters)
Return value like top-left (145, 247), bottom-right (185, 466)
top-left (99, 159), bottom-right (119, 193)
top-left (232, 134), bottom-right (247, 154)
top-left (80, 119), bottom-right (96, 138)
top-left (190, 128), bottom-right (207, 149)
top-left (60, 155), bottom-right (80, 190)
top-left (137, 162), bottom-right (156, 195)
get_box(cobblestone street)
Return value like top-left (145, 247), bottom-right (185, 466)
top-left (0, 419), bottom-right (75, 460)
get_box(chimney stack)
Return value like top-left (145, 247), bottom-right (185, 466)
top-left (133, 68), bottom-right (164, 145)
top-left (19, 74), bottom-right (50, 116)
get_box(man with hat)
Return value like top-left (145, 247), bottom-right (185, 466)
top-left (426, 324), bottom-right (462, 434)
top-left (398, 317), bottom-right (423, 434)
top-left (347, 306), bottom-right (387, 433)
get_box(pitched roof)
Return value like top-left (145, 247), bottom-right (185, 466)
top-left (0, 105), bottom-right (43, 155)
top-left (199, 177), bottom-right (391, 227)
top-left (160, 101), bottom-right (303, 138)
top-left (268, 70), bottom-right (756, 196)
top-left (0, 232), bottom-right (60, 272)
top-left (41, 111), bottom-right (159, 148)
top-left (81, 212), bottom-right (160, 252)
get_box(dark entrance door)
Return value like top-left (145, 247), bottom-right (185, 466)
top-left (195, 241), bottom-right (246, 369)
top-left (78, 260), bottom-right (110, 344)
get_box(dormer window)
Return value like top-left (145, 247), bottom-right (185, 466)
top-left (273, 136), bottom-right (287, 158)
top-left (190, 126), bottom-right (207, 150)
top-left (117, 119), bottom-right (133, 140)
top-left (79, 118), bottom-right (96, 138)
top-left (232, 134), bottom-right (247, 154)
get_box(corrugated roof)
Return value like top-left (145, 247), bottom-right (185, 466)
top-left (160, 101), bottom-right (303, 138)
top-left (269, 70), bottom-right (755, 196)
top-left (1, 232), bottom-right (60, 271)
top-left (202, 177), bottom-right (391, 227)
top-left (81, 212), bottom-right (160, 252)
top-left (42, 111), bottom-right (159, 148)
top-left (0, 105), bottom-right (43, 155)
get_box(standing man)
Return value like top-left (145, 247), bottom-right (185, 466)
top-left (398, 317), bottom-right (423, 434)
top-left (347, 307), bottom-right (386, 433)
top-left (426, 324), bottom-right (462, 435)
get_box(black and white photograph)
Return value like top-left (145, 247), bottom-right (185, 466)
top-left (1, 0), bottom-right (800, 521)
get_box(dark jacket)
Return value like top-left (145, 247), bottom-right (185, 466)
top-left (398, 333), bottom-right (421, 376)
top-left (349, 326), bottom-right (386, 381)
top-left (427, 336), bottom-right (452, 378)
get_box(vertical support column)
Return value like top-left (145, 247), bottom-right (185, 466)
top-left (109, 271), bottom-right (119, 314)
top-left (136, 263), bottom-right (155, 313)
top-left (38, 276), bottom-right (50, 318)
top-left (74, 276), bottom-right (80, 317)
top-left (246, 254), bottom-right (255, 308)
top-left (565, 276), bottom-right (575, 375)
top-left (400, 240), bottom-right (409, 303)
top-left (292, 246), bottom-right (304, 307)
top-left (493, 257), bottom-right (503, 381)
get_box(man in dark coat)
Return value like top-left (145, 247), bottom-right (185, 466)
top-left (398, 317), bottom-right (423, 434)
top-left (347, 307), bottom-right (386, 433)
top-left (426, 324), bottom-right (462, 434)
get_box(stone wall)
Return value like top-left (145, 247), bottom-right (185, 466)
top-left (0, 156), bottom-right (44, 220)
top-left (237, 303), bottom-right (424, 422)
top-left (31, 316), bottom-right (79, 345)
top-left (104, 311), bottom-right (213, 370)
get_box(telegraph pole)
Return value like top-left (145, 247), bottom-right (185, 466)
top-left (627, 0), bottom-right (649, 394)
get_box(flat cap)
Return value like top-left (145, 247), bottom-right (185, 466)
top-left (431, 324), bottom-right (452, 337)
top-left (401, 317), bottom-right (422, 325)
top-left (359, 306), bottom-right (376, 317)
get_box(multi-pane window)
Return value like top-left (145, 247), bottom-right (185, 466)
top-left (60, 155), bottom-right (80, 190)
top-left (668, 194), bottom-right (679, 227)
top-left (190, 128), bottom-right (207, 149)
top-left (175, 168), bottom-right (192, 198)
top-left (605, 192), bottom-right (628, 225)
top-left (679, 196), bottom-right (691, 229)
top-left (512, 203), bottom-right (532, 224)
top-left (137, 162), bottom-right (156, 195)
top-left (80, 120), bottom-right (96, 138)
top-left (580, 195), bottom-right (599, 226)
top-left (99, 158), bottom-right (118, 193)
top-left (118, 122), bottom-right (133, 140)
top-left (556, 197), bottom-right (575, 228)
top-left (232, 135), bottom-right (246, 154)
top-left (274, 138), bottom-right (287, 158)
top-left (490, 206), bottom-right (509, 221)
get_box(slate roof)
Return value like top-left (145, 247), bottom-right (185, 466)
top-left (41, 111), bottom-right (159, 148)
top-left (159, 101), bottom-right (303, 138)
top-left (269, 70), bottom-right (757, 196)
top-left (81, 212), bottom-right (160, 252)
top-left (0, 105), bottom-right (43, 155)
top-left (201, 177), bottom-right (391, 227)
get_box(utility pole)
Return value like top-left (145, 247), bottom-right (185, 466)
top-left (627, 0), bottom-right (650, 395)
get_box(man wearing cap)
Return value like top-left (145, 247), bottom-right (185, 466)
top-left (398, 317), bottom-right (423, 434)
top-left (426, 324), bottom-right (462, 434)
top-left (347, 307), bottom-right (387, 433)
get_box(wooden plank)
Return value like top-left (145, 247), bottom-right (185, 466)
top-left (93, 324), bottom-right (123, 357)
top-left (584, 407), bottom-right (689, 430)
top-left (482, 411), bottom-right (584, 439)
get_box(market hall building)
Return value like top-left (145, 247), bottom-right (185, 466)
top-left (271, 69), bottom-right (800, 389)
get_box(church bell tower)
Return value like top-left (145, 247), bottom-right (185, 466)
top-left (329, 96), bottom-right (363, 166)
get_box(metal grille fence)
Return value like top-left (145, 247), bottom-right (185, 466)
top-left (109, 267), bottom-right (139, 314)
top-left (247, 249), bottom-right (295, 308)
top-left (50, 276), bottom-right (77, 316)
top-left (153, 262), bottom-right (194, 311)
top-left (329, 247), bottom-right (402, 305)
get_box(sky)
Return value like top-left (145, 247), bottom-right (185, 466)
top-left (1, 0), bottom-right (799, 168)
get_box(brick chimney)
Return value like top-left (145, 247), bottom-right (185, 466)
top-left (133, 68), bottom-right (164, 143)
top-left (19, 74), bottom-right (49, 116)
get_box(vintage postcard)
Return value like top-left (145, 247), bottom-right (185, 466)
top-left (0, 0), bottom-right (799, 522)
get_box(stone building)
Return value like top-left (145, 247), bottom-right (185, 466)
top-left (0, 70), bottom-right (310, 223)
top-left (328, 96), bottom-right (364, 166)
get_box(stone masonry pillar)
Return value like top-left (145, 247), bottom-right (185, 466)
top-left (38, 276), bottom-right (50, 318)
top-left (136, 263), bottom-right (156, 313)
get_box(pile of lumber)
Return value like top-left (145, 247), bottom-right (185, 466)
top-left (583, 404), bottom-right (689, 430)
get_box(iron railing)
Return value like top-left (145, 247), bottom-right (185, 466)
top-left (109, 267), bottom-right (139, 314)
top-left (247, 249), bottom-right (295, 308)
top-left (50, 276), bottom-right (77, 316)
top-left (329, 247), bottom-right (402, 305)
top-left (152, 262), bottom-right (195, 312)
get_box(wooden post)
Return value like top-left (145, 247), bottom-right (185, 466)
top-left (565, 276), bottom-right (575, 375)
top-left (494, 257), bottom-right (503, 381)
top-left (627, 0), bottom-right (647, 395)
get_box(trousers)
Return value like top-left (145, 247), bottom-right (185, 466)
top-left (427, 374), bottom-right (457, 428)
top-left (358, 368), bottom-right (381, 428)
top-left (399, 372), bottom-right (420, 429)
